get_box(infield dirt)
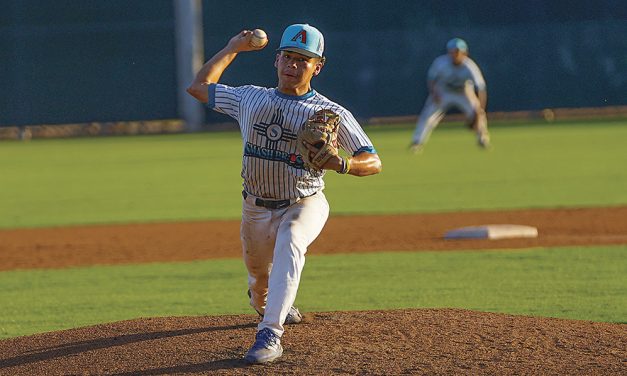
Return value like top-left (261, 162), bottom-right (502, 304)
top-left (0, 206), bottom-right (625, 375)
top-left (2, 206), bottom-right (627, 271)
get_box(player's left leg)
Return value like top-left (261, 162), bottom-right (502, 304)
top-left (259, 191), bottom-right (330, 337)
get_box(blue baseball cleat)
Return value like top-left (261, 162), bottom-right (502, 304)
top-left (244, 328), bottom-right (283, 364)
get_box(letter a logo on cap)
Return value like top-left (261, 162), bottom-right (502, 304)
top-left (291, 30), bottom-right (307, 44)
top-left (279, 24), bottom-right (324, 58)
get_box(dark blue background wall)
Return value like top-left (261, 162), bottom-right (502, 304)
top-left (1, 0), bottom-right (626, 126)
top-left (0, 1), bottom-right (176, 126)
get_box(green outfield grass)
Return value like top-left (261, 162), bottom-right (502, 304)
top-left (0, 245), bottom-right (625, 339)
top-left (1, 120), bottom-right (626, 229)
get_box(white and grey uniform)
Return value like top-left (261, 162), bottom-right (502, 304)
top-left (412, 54), bottom-right (487, 145)
top-left (208, 83), bottom-right (376, 336)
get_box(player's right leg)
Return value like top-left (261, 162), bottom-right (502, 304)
top-left (240, 197), bottom-right (279, 317)
top-left (410, 96), bottom-right (444, 152)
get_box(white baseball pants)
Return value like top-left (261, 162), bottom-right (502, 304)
top-left (240, 190), bottom-right (329, 337)
top-left (412, 89), bottom-right (487, 145)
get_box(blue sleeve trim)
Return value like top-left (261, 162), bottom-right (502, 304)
top-left (207, 83), bottom-right (217, 108)
top-left (353, 146), bottom-right (377, 156)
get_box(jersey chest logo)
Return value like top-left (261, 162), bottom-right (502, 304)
top-left (252, 109), bottom-right (297, 148)
top-left (246, 109), bottom-right (305, 169)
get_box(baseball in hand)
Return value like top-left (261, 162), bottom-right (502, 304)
top-left (249, 29), bottom-right (267, 48)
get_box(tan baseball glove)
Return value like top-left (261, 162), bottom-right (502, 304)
top-left (297, 109), bottom-right (341, 171)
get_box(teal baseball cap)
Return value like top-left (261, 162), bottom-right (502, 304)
top-left (277, 24), bottom-right (324, 58)
top-left (446, 38), bottom-right (468, 52)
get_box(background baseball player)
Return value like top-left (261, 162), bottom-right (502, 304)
top-left (186, 24), bottom-right (382, 364)
top-left (409, 38), bottom-right (489, 152)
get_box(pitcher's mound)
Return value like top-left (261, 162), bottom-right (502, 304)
top-left (0, 309), bottom-right (624, 375)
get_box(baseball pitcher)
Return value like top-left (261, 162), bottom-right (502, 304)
top-left (410, 38), bottom-right (490, 152)
top-left (186, 24), bottom-right (382, 364)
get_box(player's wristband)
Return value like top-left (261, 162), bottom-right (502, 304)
top-left (337, 156), bottom-right (351, 174)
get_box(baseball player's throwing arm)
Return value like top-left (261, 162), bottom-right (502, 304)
top-left (187, 30), bottom-right (267, 103)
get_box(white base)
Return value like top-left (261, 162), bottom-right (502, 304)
top-left (444, 224), bottom-right (538, 240)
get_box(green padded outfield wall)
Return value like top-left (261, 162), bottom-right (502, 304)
top-left (1, 0), bottom-right (626, 126)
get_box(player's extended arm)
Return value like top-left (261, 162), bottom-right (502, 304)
top-left (477, 89), bottom-right (487, 110)
top-left (323, 152), bottom-right (382, 177)
top-left (186, 30), bottom-right (267, 103)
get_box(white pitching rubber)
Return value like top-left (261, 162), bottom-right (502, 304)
top-left (444, 224), bottom-right (538, 240)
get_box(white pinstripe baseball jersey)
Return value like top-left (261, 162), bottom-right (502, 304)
top-left (428, 55), bottom-right (486, 93)
top-left (207, 84), bottom-right (376, 200)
